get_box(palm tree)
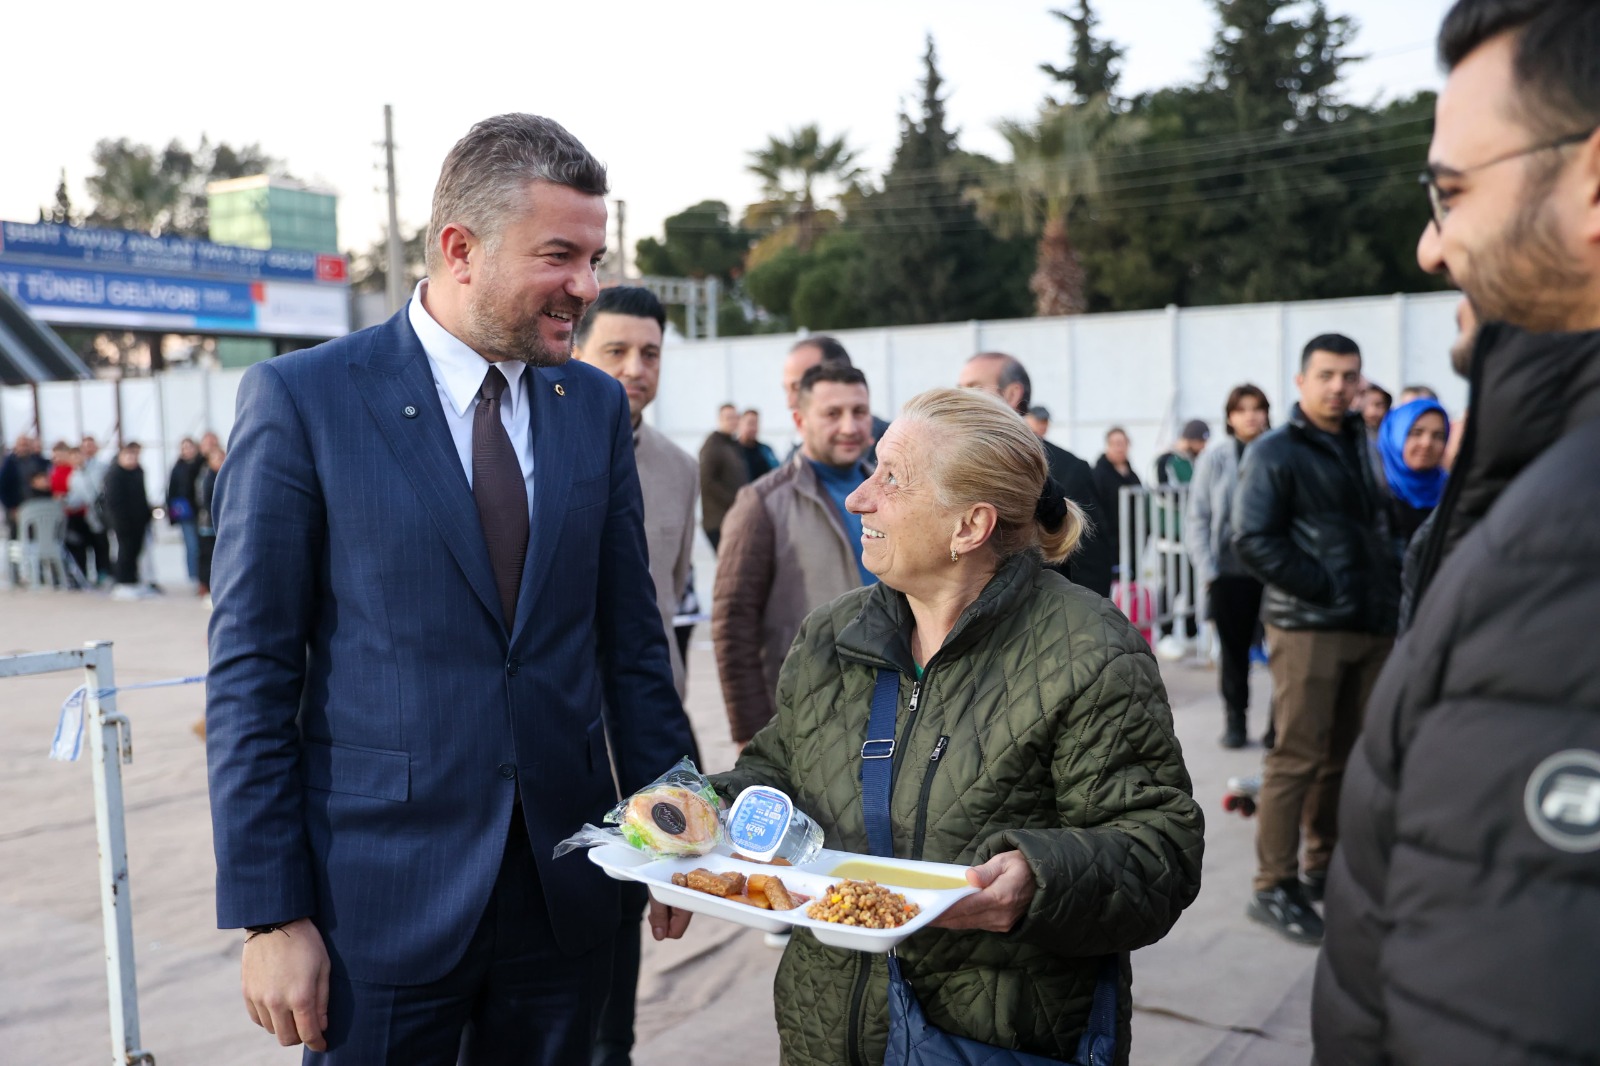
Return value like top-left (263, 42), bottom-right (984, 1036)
top-left (746, 125), bottom-right (863, 252)
top-left (969, 104), bottom-right (1123, 316)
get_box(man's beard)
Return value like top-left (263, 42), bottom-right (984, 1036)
top-left (1462, 181), bottom-right (1590, 335)
top-left (1448, 299), bottom-right (1479, 378)
top-left (462, 271), bottom-right (584, 367)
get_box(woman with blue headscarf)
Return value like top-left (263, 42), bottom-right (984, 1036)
top-left (1378, 398), bottom-right (1451, 545)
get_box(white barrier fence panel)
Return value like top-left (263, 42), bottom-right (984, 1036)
top-left (1, 291), bottom-right (1461, 494)
top-left (0, 642), bottom-right (156, 1066)
top-left (1116, 484), bottom-right (1207, 660)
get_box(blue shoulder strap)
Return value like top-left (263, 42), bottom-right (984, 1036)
top-left (865, 665), bottom-right (1119, 1066)
top-left (860, 669), bottom-right (900, 858)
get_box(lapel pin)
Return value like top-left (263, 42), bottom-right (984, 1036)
top-left (402, 405), bottom-right (418, 418)
top-left (554, 384), bottom-right (566, 397)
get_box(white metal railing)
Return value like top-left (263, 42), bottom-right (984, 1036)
top-left (1, 641), bottom-right (156, 1066)
top-left (1116, 485), bottom-right (1203, 656)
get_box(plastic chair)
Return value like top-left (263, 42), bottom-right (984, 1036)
top-left (13, 498), bottom-right (68, 588)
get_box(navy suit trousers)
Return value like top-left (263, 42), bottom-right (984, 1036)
top-left (309, 805), bottom-right (614, 1066)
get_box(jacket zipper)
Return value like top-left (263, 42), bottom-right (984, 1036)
top-left (846, 952), bottom-right (872, 1066)
top-left (887, 678), bottom-right (923, 799)
top-left (912, 735), bottom-right (949, 859)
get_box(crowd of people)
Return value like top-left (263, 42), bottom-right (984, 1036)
top-left (1, 429), bottom-right (228, 599)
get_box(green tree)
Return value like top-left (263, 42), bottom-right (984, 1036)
top-left (1207, 0), bottom-right (1356, 128)
top-left (347, 225), bottom-right (427, 296)
top-left (971, 103), bottom-right (1143, 316)
top-left (39, 169), bottom-right (76, 225)
top-left (634, 200), bottom-right (751, 283)
top-left (83, 136), bottom-right (284, 237)
top-left (743, 228), bottom-right (873, 331)
top-left (632, 201), bottom-right (760, 337)
top-left (853, 36), bottom-right (1030, 326)
top-left (1057, 0), bottom-right (1442, 311)
top-left (1040, 1), bottom-right (1126, 106)
top-left (746, 124), bottom-right (864, 252)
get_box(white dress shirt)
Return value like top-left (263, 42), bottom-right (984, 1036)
top-left (408, 280), bottom-right (536, 518)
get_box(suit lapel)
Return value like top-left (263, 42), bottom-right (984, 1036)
top-left (348, 312), bottom-right (503, 630)
top-left (510, 363), bottom-right (577, 644)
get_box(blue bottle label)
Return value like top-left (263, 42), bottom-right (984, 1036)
top-left (727, 787), bottom-right (792, 859)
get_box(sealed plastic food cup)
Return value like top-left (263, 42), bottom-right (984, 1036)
top-left (725, 785), bottom-right (824, 866)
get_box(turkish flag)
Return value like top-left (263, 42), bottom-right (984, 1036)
top-left (316, 254), bottom-right (349, 282)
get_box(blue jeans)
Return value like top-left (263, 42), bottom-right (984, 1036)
top-left (178, 519), bottom-right (200, 581)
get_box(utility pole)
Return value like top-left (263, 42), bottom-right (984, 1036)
top-left (383, 105), bottom-right (406, 315)
top-left (615, 199), bottom-right (627, 280)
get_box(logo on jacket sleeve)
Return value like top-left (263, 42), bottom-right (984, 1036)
top-left (1524, 749), bottom-right (1600, 853)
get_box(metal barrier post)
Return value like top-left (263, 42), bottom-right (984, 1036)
top-left (83, 641), bottom-right (154, 1066)
top-left (1162, 491), bottom-right (1177, 631)
top-left (1118, 487), bottom-right (1132, 590)
top-left (0, 642), bottom-right (155, 1065)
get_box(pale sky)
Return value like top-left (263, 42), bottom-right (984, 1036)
top-left (1, 0), bottom-right (1454, 266)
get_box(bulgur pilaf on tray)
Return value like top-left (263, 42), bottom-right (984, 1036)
top-left (804, 879), bottom-right (921, 929)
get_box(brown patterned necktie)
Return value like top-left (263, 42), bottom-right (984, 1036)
top-left (473, 366), bottom-right (529, 628)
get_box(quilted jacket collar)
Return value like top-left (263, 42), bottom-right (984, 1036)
top-left (836, 551), bottom-right (1043, 674)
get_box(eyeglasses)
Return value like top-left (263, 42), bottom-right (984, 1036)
top-left (1419, 127), bottom-right (1596, 229)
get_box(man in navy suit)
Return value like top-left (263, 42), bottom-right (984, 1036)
top-left (206, 113), bottom-right (697, 1064)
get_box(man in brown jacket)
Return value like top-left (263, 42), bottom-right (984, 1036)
top-left (698, 403), bottom-right (746, 552)
top-left (713, 365), bottom-right (875, 745)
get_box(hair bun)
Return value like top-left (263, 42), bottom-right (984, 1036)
top-left (1035, 477), bottom-right (1069, 533)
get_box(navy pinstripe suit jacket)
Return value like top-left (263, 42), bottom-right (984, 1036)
top-left (205, 307), bottom-right (695, 984)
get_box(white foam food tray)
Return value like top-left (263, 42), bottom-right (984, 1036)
top-left (587, 845), bottom-right (978, 952)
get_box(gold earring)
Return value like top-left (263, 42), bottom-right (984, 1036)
top-left (950, 548), bottom-right (959, 564)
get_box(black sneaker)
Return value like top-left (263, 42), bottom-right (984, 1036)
top-left (1301, 868), bottom-right (1327, 903)
top-left (1220, 710), bottom-right (1247, 749)
top-left (1246, 880), bottom-right (1324, 944)
top-left (1262, 722), bottom-right (1276, 750)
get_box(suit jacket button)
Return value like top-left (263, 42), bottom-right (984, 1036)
top-left (506, 659), bottom-right (519, 676)
top-left (498, 763), bottom-right (516, 780)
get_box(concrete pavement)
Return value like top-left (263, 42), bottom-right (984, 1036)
top-left (1, 542), bottom-right (1316, 1065)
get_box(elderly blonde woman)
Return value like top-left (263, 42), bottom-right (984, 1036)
top-left (666, 388), bottom-right (1203, 1066)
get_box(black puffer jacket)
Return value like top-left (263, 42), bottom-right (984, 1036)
top-left (1231, 406), bottom-right (1399, 634)
top-left (1314, 324), bottom-right (1600, 1065)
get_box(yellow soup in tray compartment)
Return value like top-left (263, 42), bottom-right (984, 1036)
top-left (828, 860), bottom-right (970, 890)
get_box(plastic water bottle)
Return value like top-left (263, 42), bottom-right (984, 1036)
top-left (725, 785), bottom-right (825, 866)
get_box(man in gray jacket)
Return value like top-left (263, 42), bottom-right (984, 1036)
top-left (573, 285), bottom-right (699, 1066)
top-left (713, 364), bottom-right (874, 745)
top-left (574, 285), bottom-right (697, 699)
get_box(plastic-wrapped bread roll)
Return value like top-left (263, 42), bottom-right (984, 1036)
top-left (619, 785), bottom-right (722, 856)
top-left (552, 757), bottom-right (728, 861)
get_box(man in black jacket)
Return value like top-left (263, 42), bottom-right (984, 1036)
top-left (1314, 2), bottom-right (1600, 1062)
top-left (1231, 333), bottom-right (1399, 944)
top-left (958, 352), bottom-right (1114, 597)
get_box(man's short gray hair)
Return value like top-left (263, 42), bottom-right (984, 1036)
top-left (969, 351), bottom-right (1032, 414)
top-left (425, 113), bottom-right (609, 275)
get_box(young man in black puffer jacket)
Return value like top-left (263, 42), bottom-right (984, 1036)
top-left (1313, 2), bottom-right (1600, 1063)
top-left (1231, 333), bottom-right (1401, 945)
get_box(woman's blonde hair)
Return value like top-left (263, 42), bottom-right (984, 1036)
top-left (898, 388), bottom-right (1085, 565)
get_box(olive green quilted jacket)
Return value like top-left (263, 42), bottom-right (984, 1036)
top-left (712, 553), bottom-right (1203, 1066)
